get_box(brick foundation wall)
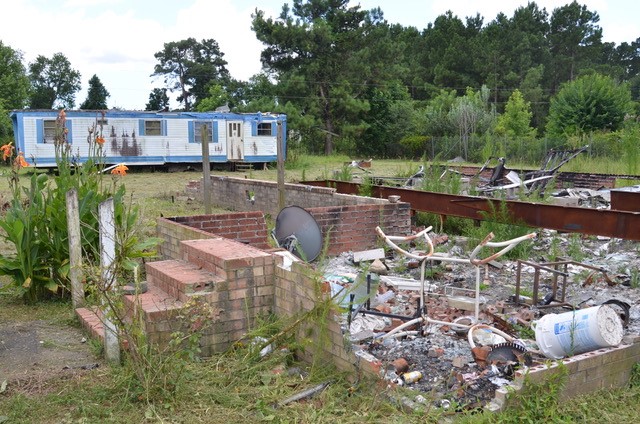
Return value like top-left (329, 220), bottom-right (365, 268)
top-left (157, 211), bottom-right (271, 259)
top-left (273, 258), bottom-right (357, 373)
top-left (186, 176), bottom-right (391, 217)
top-left (492, 335), bottom-right (640, 410)
top-left (171, 212), bottom-right (271, 249)
top-left (159, 204), bottom-right (411, 260)
top-left (308, 203), bottom-right (411, 256)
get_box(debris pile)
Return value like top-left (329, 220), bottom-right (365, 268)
top-left (321, 228), bottom-right (640, 411)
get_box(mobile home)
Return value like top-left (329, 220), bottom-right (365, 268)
top-left (10, 110), bottom-right (287, 168)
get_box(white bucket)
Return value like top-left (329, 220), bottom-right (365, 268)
top-left (533, 305), bottom-right (623, 359)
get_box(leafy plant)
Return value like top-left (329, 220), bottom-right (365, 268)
top-left (0, 110), bottom-right (150, 302)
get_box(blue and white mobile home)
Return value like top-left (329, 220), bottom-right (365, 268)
top-left (10, 110), bottom-right (287, 168)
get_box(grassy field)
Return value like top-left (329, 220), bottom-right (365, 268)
top-left (1, 155), bottom-right (639, 423)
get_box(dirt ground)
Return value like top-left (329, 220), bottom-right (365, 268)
top-left (0, 318), bottom-right (101, 394)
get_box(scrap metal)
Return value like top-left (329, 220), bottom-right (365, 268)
top-left (302, 180), bottom-right (640, 241)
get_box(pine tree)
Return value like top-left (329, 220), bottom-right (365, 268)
top-left (80, 74), bottom-right (110, 109)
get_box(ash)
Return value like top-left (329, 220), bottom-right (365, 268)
top-left (320, 229), bottom-right (640, 411)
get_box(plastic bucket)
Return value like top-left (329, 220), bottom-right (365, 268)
top-left (533, 305), bottom-right (623, 359)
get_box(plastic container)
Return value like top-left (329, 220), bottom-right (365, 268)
top-left (533, 305), bottom-right (623, 359)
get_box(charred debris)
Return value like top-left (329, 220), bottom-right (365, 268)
top-left (321, 226), bottom-right (638, 411)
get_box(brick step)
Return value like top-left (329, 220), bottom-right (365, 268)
top-left (76, 306), bottom-right (104, 342)
top-left (146, 259), bottom-right (224, 302)
top-left (181, 238), bottom-right (273, 280)
top-left (123, 282), bottom-right (184, 323)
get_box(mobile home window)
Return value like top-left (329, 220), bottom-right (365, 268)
top-left (195, 122), bottom-right (213, 143)
top-left (257, 122), bottom-right (272, 136)
top-left (145, 120), bottom-right (162, 136)
top-left (42, 119), bottom-right (57, 143)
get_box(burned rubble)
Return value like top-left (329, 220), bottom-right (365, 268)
top-left (321, 228), bottom-right (640, 411)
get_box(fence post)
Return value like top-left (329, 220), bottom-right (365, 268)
top-left (66, 189), bottom-right (83, 309)
top-left (99, 198), bottom-right (120, 364)
top-left (277, 121), bottom-right (285, 211)
top-left (202, 124), bottom-right (212, 214)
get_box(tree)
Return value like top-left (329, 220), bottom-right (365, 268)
top-left (253, 0), bottom-right (398, 155)
top-left (448, 86), bottom-right (495, 160)
top-left (548, 1), bottom-right (603, 93)
top-left (420, 12), bottom-right (483, 95)
top-left (28, 53), bottom-right (81, 109)
top-left (546, 73), bottom-right (633, 138)
top-left (80, 74), bottom-right (110, 109)
top-left (195, 84), bottom-right (229, 112)
top-left (145, 88), bottom-right (170, 111)
top-left (495, 89), bottom-right (535, 138)
top-left (0, 41), bottom-right (30, 110)
top-left (152, 38), bottom-right (230, 111)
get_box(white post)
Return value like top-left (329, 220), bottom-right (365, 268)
top-left (66, 189), bottom-right (83, 309)
top-left (277, 121), bottom-right (285, 211)
top-left (99, 198), bottom-right (120, 364)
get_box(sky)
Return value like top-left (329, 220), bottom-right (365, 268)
top-left (1, 0), bottom-right (638, 110)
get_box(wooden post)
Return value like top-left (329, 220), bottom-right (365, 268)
top-left (277, 121), bottom-right (285, 211)
top-left (202, 124), bottom-right (212, 214)
top-left (66, 189), bottom-right (83, 309)
top-left (99, 198), bottom-right (120, 364)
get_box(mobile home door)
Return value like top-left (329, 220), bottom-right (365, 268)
top-left (227, 121), bottom-right (244, 160)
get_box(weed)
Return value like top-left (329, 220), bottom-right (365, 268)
top-left (630, 362), bottom-right (640, 388)
top-left (489, 362), bottom-right (569, 422)
top-left (464, 200), bottom-right (534, 260)
top-left (566, 234), bottom-right (585, 262)
top-left (334, 165), bottom-right (353, 182)
top-left (630, 268), bottom-right (640, 289)
top-left (358, 175), bottom-right (374, 197)
top-left (549, 234), bottom-right (562, 261)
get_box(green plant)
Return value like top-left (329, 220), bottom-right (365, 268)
top-left (0, 110), bottom-right (138, 302)
top-left (334, 165), bottom-right (352, 182)
top-left (549, 234), bottom-right (562, 261)
top-left (492, 362), bottom-right (569, 422)
top-left (630, 362), bottom-right (640, 388)
top-left (464, 200), bottom-right (534, 260)
top-left (358, 175), bottom-right (374, 197)
top-left (630, 268), bottom-right (640, 289)
top-left (566, 233), bottom-right (585, 262)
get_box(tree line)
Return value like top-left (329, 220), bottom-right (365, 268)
top-left (1, 0), bottom-right (638, 164)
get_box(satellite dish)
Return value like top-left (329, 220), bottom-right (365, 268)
top-left (273, 206), bottom-right (323, 262)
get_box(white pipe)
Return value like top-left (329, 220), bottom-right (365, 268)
top-left (467, 323), bottom-right (515, 349)
top-left (380, 317), bottom-right (424, 339)
top-left (386, 331), bottom-right (420, 339)
top-left (375, 226), bottom-right (434, 260)
top-left (425, 317), bottom-right (472, 329)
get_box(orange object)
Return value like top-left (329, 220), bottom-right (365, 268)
top-left (111, 163), bottom-right (128, 175)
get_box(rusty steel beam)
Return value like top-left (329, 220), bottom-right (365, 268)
top-left (303, 180), bottom-right (640, 241)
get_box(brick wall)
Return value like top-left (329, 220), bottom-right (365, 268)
top-left (272, 258), bottom-right (358, 373)
top-left (157, 211), bottom-right (271, 259)
top-left (170, 212), bottom-right (271, 249)
top-left (186, 176), bottom-right (391, 217)
top-left (308, 203), bottom-right (411, 256)
top-left (492, 335), bottom-right (640, 410)
top-left (159, 204), bottom-right (411, 260)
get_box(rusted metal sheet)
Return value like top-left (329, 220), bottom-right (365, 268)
top-left (610, 189), bottom-right (640, 212)
top-left (303, 180), bottom-right (640, 241)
